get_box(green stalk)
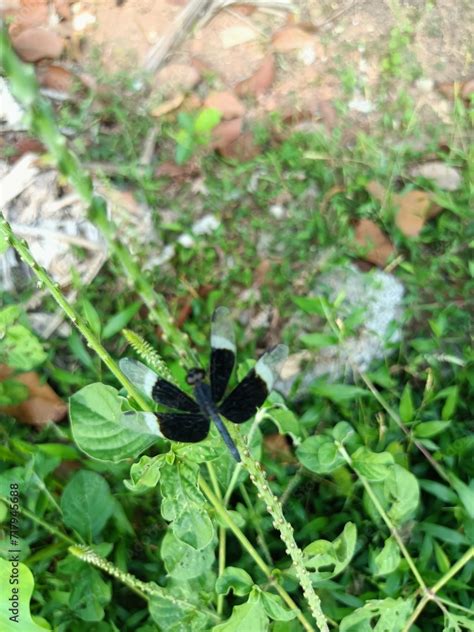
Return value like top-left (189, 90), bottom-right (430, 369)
top-left (0, 216), bottom-right (150, 412)
top-left (199, 477), bottom-right (317, 632)
top-left (336, 442), bottom-right (427, 590)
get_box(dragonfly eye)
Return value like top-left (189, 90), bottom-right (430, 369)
top-left (186, 368), bottom-right (206, 385)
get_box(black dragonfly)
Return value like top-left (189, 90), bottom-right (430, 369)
top-left (120, 307), bottom-right (288, 461)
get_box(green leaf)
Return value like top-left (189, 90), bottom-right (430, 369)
top-left (0, 230), bottom-right (8, 255)
top-left (69, 566), bottom-right (111, 621)
top-left (291, 296), bottom-right (325, 315)
top-left (81, 299), bottom-right (102, 338)
top-left (0, 560), bottom-right (50, 631)
top-left (433, 541), bottom-right (450, 574)
top-left (212, 588), bottom-right (268, 632)
top-left (332, 421), bottom-right (355, 444)
top-left (0, 324), bottom-right (47, 371)
top-left (399, 383), bottom-right (414, 423)
top-left (69, 383), bottom-right (158, 462)
top-left (441, 386), bottom-right (459, 420)
top-left (102, 302), bottom-right (141, 339)
top-left (352, 448), bottom-right (394, 482)
top-left (260, 592), bottom-right (296, 621)
top-left (0, 379), bottom-right (29, 406)
top-left (373, 537), bottom-right (400, 576)
top-left (124, 454), bottom-right (164, 493)
top-left (194, 108), bottom-right (221, 136)
top-left (447, 473), bottom-right (474, 519)
top-left (215, 567), bottom-right (253, 596)
top-left (161, 531), bottom-right (214, 580)
top-left (304, 522), bottom-right (357, 580)
top-left (60, 470), bottom-right (114, 541)
top-left (414, 420), bottom-right (451, 438)
top-left (160, 461), bottom-right (214, 550)
top-left (311, 382), bottom-right (369, 403)
top-left (268, 407), bottom-right (302, 440)
top-left (384, 465), bottom-right (420, 524)
top-left (296, 435), bottom-right (345, 474)
top-left (300, 332), bottom-right (339, 348)
top-left (149, 586), bottom-right (210, 632)
top-left (340, 597), bottom-right (413, 632)
top-left (420, 523), bottom-right (468, 546)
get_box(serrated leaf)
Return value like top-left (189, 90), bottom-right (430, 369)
top-left (70, 383), bottom-right (158, 462)
top-left (296, 435), bottom-right (345, 474)
top-left (215, 567), bottom-right (253, 596)
top-left (60, 470), bottom-right (114, 541)
top-left (352, 447), bottom-right (394, 481)
top-left (0, 560), bottom-right (49, 631)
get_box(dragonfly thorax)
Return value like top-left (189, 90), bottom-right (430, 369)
top-left (186, 367), bottom-right (206, 385)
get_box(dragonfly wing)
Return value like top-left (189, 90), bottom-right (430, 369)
top-left (210, 306), bottom-right (236, 403)
top-left (119, 358), bottom-right (200, 413)
top-left (157, 412), bottom-right (210, 443)
top-left (219, 344), bottom-right (288, 423)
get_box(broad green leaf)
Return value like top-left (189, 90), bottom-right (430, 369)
top-left (124, 454), bottom-right (164, 493)
top-left (373, 537), bottom-right (400, 576)
top-left (414, 420), bottom-right (451, 438)
top-left (212, 588), bottom-right (268, 632)
top-left (160, 461), bottom-right (214, 550)
top-left (332, 421), bottom-right (355, 444)
top-left (0, 305), bottom-right (22, 327)
top-left (268, 407), bottom-right (302, 440)
top-left (399, 383), bottom-right (414, 423)
top-left (447, 473), bottom-right (474, 519)
top-left (300, 332), bottom-right (338, 348)
top-left (60, 470), bottom-right (114, 541)
top-left (70, 383), bottom-right (158, 462)
top-left (304, 522), bottom-right (357, 580)
top-left (0, 560), bottom-right (49, 631)
top-left (69, 566), bottom-right (111, 622)
top-left (215, 567), bottom-right (253, 596)
top-left (296, 435), bottom-right (345, 474)
top-left (102, 302), bottom-right (141, 339)
top-left (352, 447), bottom-right (394, 482)
top-left (340, 597), bottom-right (413, 631)
top-left (161, 532), bottom-right (215, 580)
top-left (311, 382), bottom-right (369, 403)
top-left (260, 592), bottom-right (297, 621)
top-left (384, 465), bottom-right (420, 524)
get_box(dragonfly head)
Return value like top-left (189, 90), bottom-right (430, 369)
top-left (186, 367), bottom-right (206, 386)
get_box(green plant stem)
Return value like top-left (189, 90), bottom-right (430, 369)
top-left (233, 433), bottom-right (330, 632)
top-left (69, 545), bottom-right (220, 620)
top-left (336, 443), bottom-right (427, 591)
top-left (0, 27), bottom-right (196, 365)
top-left (206, 462), bottom-right (226, 616)
top-left (0, 216), bottom-right (150, 412)
top-left (199, 476), bottom-right (316, 632)
top-left (402, 547), bottom-right (474, 632)
top-left (359, 371), bottom-right (451, 483)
